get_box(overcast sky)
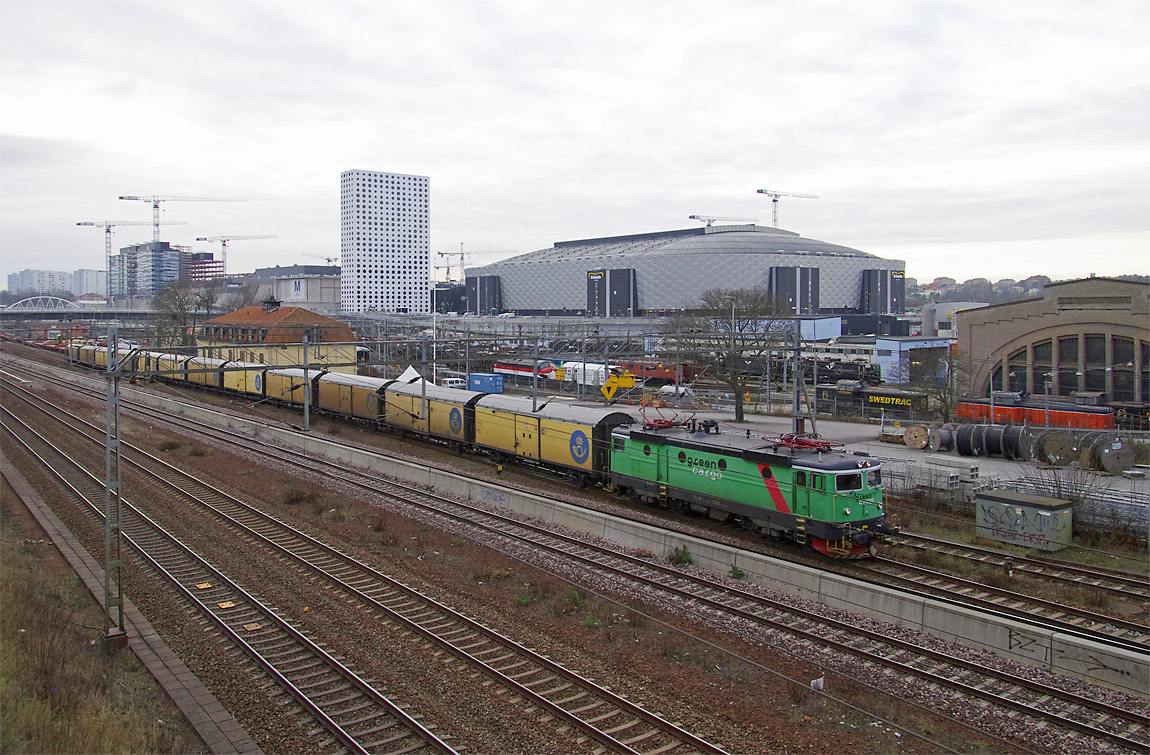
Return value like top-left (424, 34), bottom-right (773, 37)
top-left (2, 0), bottom-right (1146, 288)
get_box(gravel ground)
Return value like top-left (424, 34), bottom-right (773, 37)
top-left (4, 361), bottom-right (1145, 754)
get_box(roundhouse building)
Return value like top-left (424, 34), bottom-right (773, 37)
top-left (956, 277), bottom-right (1149, 406)
top-left (465, 224), bottom-right (905, 318)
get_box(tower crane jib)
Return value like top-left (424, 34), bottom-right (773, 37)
top-left (755, 189), bottom-right (819, 228)
top-left (119, 195), bottom-right (247, 241)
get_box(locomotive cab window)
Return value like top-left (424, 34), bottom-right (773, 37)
top-left (794, 470), bottom-right (807, 487)
top-left (836, 473), bottom-right (863, 492)
top-left (613, 437), bottom-right (625, 451)
top-left (811, 474), bottom-right (825, 491)
top-left (867, 469), bottom-right (882, 488)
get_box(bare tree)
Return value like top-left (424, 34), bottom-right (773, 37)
top-left (911, 345), bottom-right (971, 423)
top-left (675, 287), bottom-right (791, 422)
top-left (194, 279), bottom-right (222, 327)
top-left (219, 280), bottom-right (261, 313)
top-left (152, 281), bottom-right (199, 350)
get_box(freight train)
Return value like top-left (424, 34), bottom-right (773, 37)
top-left (62, 343), bottom-right (895, 558)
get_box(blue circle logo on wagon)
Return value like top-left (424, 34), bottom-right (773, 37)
top-left (254, 373), bottom-right (262, 392)
top-left (449, 407), bottom-right (463, 435)
top-left (570, 430), bottom-right (590, 464)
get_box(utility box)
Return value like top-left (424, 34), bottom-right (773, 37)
top-left (975, 490), bottom-right (1073, 552)
top-left (469, 373), bottom-right (504, 393)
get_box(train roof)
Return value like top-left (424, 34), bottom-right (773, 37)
top-left (387, 378), bottom-right (487, 402)
top-left (475, 394), bottom-right (637, 426)
top-left (615, 424), bottom-right (878, 471)
top-left (267, 367), bottom-right (328, 379)
top-left (318, 372), bottom-right (392, 389)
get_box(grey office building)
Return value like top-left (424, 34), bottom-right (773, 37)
top-left (465, 224), bottom-right (905, 317)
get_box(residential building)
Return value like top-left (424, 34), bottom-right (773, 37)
top-left (921, 301), bottom-right (988, 338)
top-left (340, 169), bottom-right (430, 314)
top-left (7, 269), bottom-right (70, 295)
top-left (72, 269), bottom-right (107, 297)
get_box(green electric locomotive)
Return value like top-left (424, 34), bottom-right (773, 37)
top-left (609, 418), bottom-right (893, 558)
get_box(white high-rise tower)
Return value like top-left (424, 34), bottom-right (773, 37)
top-left (340, 170), bottom-right (430, 313)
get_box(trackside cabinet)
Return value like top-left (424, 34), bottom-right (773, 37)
top-left (974, 490), bottom-right (1072, 552)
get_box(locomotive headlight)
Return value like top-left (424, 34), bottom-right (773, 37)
top-left (843, 508), bottom-right (852, 515)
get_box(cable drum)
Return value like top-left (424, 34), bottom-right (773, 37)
top-left (928, 425), bottom-right (955, 452)
top-left (955, 425), bottom-right (984, 457)
top-left (903, 424), bottom-right (929, 450)
top-left (1076, 431), bottom-right (1106, 469)
top-left (1032, 430), bottom-right (1075, 466)
top-left (1000, 424), bottom-right (1033, 461)
top-left (1086, 434), bottom-right (1136, 474)
top-left (984, 425), bottom-right (1006, 456)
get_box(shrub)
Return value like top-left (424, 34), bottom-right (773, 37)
top-left (669, 546), bottom-right (693, 566)
top-left (729, 564), bottom-right (746, 580)
top-left (283, 487), bottom-right (319, 506)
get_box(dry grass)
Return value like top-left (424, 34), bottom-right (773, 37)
top-left (0, 515), bottom-right (201, 753)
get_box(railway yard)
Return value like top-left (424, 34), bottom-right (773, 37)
top-left (2, 342), bottom-right (1148, 754)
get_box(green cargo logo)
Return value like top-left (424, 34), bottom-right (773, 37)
top-left (678, 451), bottom-right (726, 479)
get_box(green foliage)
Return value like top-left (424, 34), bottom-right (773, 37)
top-left (728, 564), bottom-right (746, 580)
top-left (157, 440), bottom-right (181, 452)
top-left (669, 546), bottom-right (693, 566)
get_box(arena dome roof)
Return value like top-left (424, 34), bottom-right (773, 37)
top-left (466, 224), bottom-right (904, 316)
top-left (501, 225), bottom-right (879, 265)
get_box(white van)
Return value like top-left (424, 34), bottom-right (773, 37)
top-left (441, 377), bottom-right (467, 389)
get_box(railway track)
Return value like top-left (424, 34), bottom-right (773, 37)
top-left (0, 408), bottom-right (457, 755)
top-left (860, 556), bottom-right (1149, 649)
top-left (1, 376), bottom-right (731, 755)
top-left (5, 373), bottom-right (1145, 753)
top-left (888, 531), bottom-right (1150, 602)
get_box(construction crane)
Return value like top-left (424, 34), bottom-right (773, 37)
top-left (195, 235), bottom-right (276, 275)
top-left (435, 243), bottom-right (517, 282)
top-left (688, 215), bottom-right (757, 227)
top-left (303, 253), bottom-right (340, 265)
top-left (755, 189), bottom-right (819, 227)
top-left (77, 219), bottom-right (188, 302)
top-left (119, 195), bottom-right (247, 241)
top-left (435, 249), bottom-right (465, 282)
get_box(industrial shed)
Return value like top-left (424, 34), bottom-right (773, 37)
top-left (465, 224), bottom-right (905, 318)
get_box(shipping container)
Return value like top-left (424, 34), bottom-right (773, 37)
top-left (469, 373), bottom-right (504, 393)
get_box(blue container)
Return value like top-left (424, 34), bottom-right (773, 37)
top-left (469, 373), bottom-right (504, 393)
